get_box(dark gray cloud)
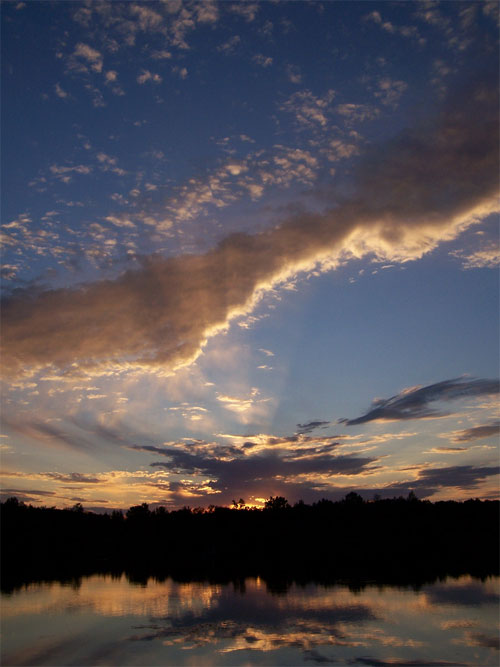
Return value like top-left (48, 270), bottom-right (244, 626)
top-left (304, 649), bottom-right (334, 664)
top-left (141, 444), bottom-right (376, 480)
top-left (0, 489), bottom-right (56, 504)
top-left (464, 632), bottom-right (500, 650)
top-left (45, 472), bottom-right (103, 484)
top-left (341, 378), bottom-right (499, 426)
top-left (403, 465), bottom-right (499, 491)
top-left (296, 421), bottom-right (331, 434)
top-left (340, 463), bottom-right (500, 501)
top-left (1, 488), bottom-right (55, 497)
top-left (351, 659), bottom-right (468, 667)
top-left (450, 421), bottom-right (500, 443)
top-left (358, 465), bottom-right (500, 500)
top-left (133, 441), bottom-right (378, 505)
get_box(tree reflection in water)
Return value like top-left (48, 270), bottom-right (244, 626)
top-left (1, 573), bottom-right (498, 666)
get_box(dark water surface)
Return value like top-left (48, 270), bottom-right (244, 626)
top-left (1, 574), bottom-right (498, 666)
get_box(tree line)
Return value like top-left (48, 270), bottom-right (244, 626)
top-left (1, 493), bottom-right (498, 592)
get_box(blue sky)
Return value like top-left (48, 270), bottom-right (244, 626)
top-left (1, 0), bottom-right (499, 510)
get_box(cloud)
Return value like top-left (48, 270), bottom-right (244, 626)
top-left (216, 387), bottom-right (267, 415)
top-left (54, 83), bottom-right (69, 99)
top-left (230, 2), bottom-right (259, 22)
top-left (335, 103), bottom-right (379, 124)
top-left (296, 421), bottom-right (330, 435)
top-left (137, 69), bottom-right (162, 84)
top-left (49, 164), bottom-right (92, 183)
top-left (281, 89), bottom-right (335, 128)
top-left (2, 74), bottom-right (499, 380)
top-left (426, 446), bottom-right (468, 454)
top-left (194, 1), bottom-right (218, 24)
top-left (151, 49), bottom-right (172, 60)
top-left (172, 65), bottom-right (188, 79)
top-left (450, 241), bottom-right (500, 269)
top-left (351, 659), bottom-right (467, 667)
top-left (217, 35), bottom-right (240, 54)
top-left (129, 3), bottom-right (163, 31)
top-left (483, 2), bottom-right (500, 27)
top-left (446, 421), bottom-right (500, 443)
top-left (341, 378), bottom-right (500, 426)
top-left (322, 138), bottom-right (359, 162)
top-left (392, 465), bottom-right (499, 494)
top-left (374, 78), bottom-right (408, 107)
top-left (134, 440), bottom-right (378, 504)
top-left (104, 70), bottom-right (118, 83)
top-left (253, 54), bottom-right (273, 68)
top-left (1, 470), bottom-right (104, 484)
top-left (70, 43), bottom-right (103, 74)
top-left (363, 10), bottom-right (425, 45)
top-left (286, 64), bottom-right (302, 84)
top-left (0, 489), bottom-right (56, 504)
top-left (0, 417), bottom-right (96, 451)
top-left (461, 631), bottom-right (499, 650)
top-left (44, 472), bottom-right (103, 484)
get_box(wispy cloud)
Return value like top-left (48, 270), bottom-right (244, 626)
top-left (230, 2), bottom-right (259, 23)
top-left (335, 103), bottom-right (378, 124)
top-left (68, 42), bottom-right (103, 74)
top-left (253, 54), bottom-right (273, 68)
top-left (286, 64), bottom-right (302, 84)
top-left (364, 10), bottom-right (425, 46)
top-left (392, 464), bottom-right (499, 492)
top-left (217, 35), bottom-right (240, 54)
top-left (450, 241), bottom-right (500, 269)
top-left (129, 3), bottom-right (163, 32)
top-left (445, 421), bottom-right (500, 443)
top-left (374, 78), bottom-right (408, 107)
top-left (54, 83), bottom-right (69, 99)
top-left (341, 378), bottom-right (499, 426)
top-left (137, 69), bottom-right (162, 84)
top-left (281, 89), bottom-right (335, 128)
top-left (296, 421), bottom-right (330, 435)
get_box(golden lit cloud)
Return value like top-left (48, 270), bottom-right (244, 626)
top-left (2, 76), bottom-right (498, 384)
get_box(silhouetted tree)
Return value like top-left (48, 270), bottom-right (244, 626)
top-left (126, 503), bottom-right (150, 520)
top-left (264, 496), bottom-right (290, 510)
top-left (344, 491), bottom-right (364, 505)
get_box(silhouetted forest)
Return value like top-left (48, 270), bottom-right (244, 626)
top-left (2, 494), bottom-right (498, 593)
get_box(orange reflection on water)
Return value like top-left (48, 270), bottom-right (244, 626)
top-left (2, 575), bottom-right (222, 619)
top-left (2, 574), bottom-right (498, 667)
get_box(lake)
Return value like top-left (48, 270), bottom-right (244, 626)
top-left (1, 573), bottom-right (498, 666)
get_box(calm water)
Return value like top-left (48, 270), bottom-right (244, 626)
top-left (1, 574), bottom-right (498, 666)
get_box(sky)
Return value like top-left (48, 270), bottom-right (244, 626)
top-left (1, 0), bottom-right (499, 511)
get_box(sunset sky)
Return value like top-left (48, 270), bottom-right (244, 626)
top-left (1, 0), bottom-right (499, 511)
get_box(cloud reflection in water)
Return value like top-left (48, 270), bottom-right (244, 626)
top-left (1, 575), bottom-right (498, 666)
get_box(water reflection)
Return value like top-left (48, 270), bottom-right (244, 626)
top-left (1, 574), bottom-right (498, 666)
